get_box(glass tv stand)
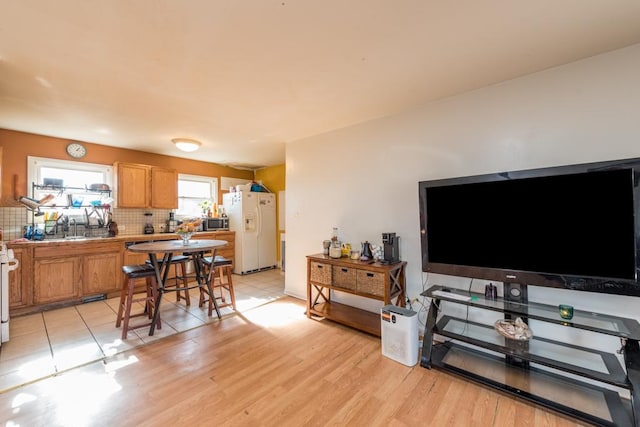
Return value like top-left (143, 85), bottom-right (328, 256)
top-left (420, 284), bottom-right (640, 427)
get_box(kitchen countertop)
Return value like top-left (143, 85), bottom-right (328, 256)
top-left (6, 230), bottom-right (233, 247)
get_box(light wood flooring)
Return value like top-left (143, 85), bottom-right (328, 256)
top-left (0, 269), bottom-right (285, 392)
top-left (0, 295), bottom-right (585, 426)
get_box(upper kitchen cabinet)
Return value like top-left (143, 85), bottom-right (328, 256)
top-left (114, 162), bottom-right (149, 207)
top-left (113, 162), bottom-right (177, 208)
top-left (150, 166), bottom-right (178, 208)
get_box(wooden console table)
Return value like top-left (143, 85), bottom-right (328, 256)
top-left (306, 254), bottom-right (406, 336)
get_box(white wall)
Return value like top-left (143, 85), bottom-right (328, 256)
top-left (285, 44), bottom-right (640, 343)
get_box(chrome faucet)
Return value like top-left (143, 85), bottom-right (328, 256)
top-left (70, 218), bottom-right (77, 238)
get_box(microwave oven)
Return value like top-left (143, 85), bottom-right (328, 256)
top-left (202, 217), bottom-right (229, 231)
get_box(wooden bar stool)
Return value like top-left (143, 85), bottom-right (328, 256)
top-left (146, 255), bottom-right (191, 305)
top-left (116, 264), bottom-right (162, 339)
top-left (200, 255), bottom-right (236, 313)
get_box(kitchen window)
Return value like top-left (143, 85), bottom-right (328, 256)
top-left (28, 157), bottom-right (112, 187)
top-left (27, 156), bottom-right (112, 204)
top-left (177, 174), bottom-right (218, 217)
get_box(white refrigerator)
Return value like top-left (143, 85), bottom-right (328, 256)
top-left (223, 191), bottom-right (277, 274)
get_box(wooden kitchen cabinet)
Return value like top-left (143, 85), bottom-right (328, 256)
top-left (198, 231), bottom-right (235, 268)
top-left (7, 233), bottom-right (233, 315)
top-left (114, 162), bottom-right (150, 208)
top-left (114, 162), bottom-right (177, 208)
top-left (123, 246), bottom-right (149, 266)
top-left (150, 166), bottom-right (178, 208)
top-left (9, 247), bottom-right (31, 309)
top-left (82, 243), bottom-right (122, 296)
top-left (30, 240), bottom-right (123, 307)
top-left (34, 256), bottom-right (81, 304)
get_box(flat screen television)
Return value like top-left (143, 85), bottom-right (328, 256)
top-left (419, 158), bottom-right (640, 296)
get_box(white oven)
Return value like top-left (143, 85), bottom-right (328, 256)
top-left (0, 244), bottom-right (19, 346)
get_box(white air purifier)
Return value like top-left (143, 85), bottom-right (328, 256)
top-left (381, 305), bottom-right (419, 367)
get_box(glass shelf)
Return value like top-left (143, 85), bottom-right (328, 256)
top-left (436, 316), bottom-right (629, 387)
top-left (422, 285), bottom-right (640, 340)
top-left (431, 342), bottom-right (632, 427)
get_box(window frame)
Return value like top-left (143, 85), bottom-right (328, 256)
top-left (27, 156), bottom-right (113, 189)
top-left (177, 173), bottom-right (218, 217)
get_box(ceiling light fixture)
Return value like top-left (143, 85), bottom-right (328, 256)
top-left (172, 138), bottom-right (202, 152)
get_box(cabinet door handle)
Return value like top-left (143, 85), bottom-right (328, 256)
top-left (317, 265), bottom-right (323, 269)
top-left (341, 268), bottom-right (348, 272)
top-left (367, 272), bottom-right (374, 277)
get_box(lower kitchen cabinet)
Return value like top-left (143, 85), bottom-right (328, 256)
top-left (7, 232), bottom-right (234, 315)
top-left (198, 231), bottom-right (235, 267)
top-left (83, 250), bottom-right (122, 296)
top-left (34, 256), bottom-right (81, 304)
top-left (8, 240), bottom-right (124, 313)
top-left (9, 247), bottom-right (31, 309)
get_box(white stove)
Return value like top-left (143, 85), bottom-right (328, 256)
top-left (0, 244), bottom-right (19, 345)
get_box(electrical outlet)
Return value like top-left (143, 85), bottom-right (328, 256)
top-left (411, 297), bottom-right (420, 304)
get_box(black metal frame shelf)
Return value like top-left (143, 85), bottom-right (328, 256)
top-left (422, 285), bottom-right (640, 340)
top-left (33, 184), bottom-right (112, 194)
top-left (32, 182), bottom-right (113, 209)
top-left (435, 315), bottom-right (629, 387)
top-left (431, 342), bottom-right (633, 427)
top-left (420, 284), bottom-right (640, 427)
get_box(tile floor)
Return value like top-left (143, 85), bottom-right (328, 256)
top-left (0, 268), bottom-right (285, 392)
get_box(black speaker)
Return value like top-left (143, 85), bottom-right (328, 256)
top-left (382, 233), bottom-right (400, 264)
top-left (503, 282), bottom-right (529, 369)
top-left (503, 282), bottom-right (528, 304)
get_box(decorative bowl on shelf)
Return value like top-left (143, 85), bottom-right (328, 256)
top-left (494, 317), bottom-right (533, 341)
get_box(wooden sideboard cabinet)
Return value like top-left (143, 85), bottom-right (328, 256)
top-left (306, 254), bottom-right (406, 336)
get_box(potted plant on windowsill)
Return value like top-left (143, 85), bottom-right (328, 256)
top-left (198, 200), bottom-right (212, 216)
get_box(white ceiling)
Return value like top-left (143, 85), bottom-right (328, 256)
top-left (2, 1), bottom-right (640, 169)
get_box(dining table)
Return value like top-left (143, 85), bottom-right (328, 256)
top-left (127, 239), bottom-right (228, 335)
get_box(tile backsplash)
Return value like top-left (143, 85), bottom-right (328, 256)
top-left (0, 207), bottom-right (190, 241)
top-left (0, 207), bottom-right (25, 241)
top-left (110, 208), bottom-right (174, 235)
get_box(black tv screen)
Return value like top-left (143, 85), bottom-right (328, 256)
top-left (419, 159), bottom-right (640, 296)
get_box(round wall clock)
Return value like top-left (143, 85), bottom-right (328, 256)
top-left (66, 143), bottom-right (87, 158)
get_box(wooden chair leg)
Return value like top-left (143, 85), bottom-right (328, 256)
top-left (179, 261), bottom-right (191, 305)
top-left (115, 276), bottom-right (128, 328)
top-left (145, 277), bottom-right (154, 318)
top-left (117, 264), bottom-right (164, 339)
top-left (121, 277), bottom-right (136, 340)
top-left (147, 276), bottom-right (161, 330)
top-left (224, 266), bottom-right (236, 310)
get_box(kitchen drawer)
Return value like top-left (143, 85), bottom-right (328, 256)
top-left (357, 269), bottom-right (384, 297)
top-left (332, 265), bottom-right (356, 291)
